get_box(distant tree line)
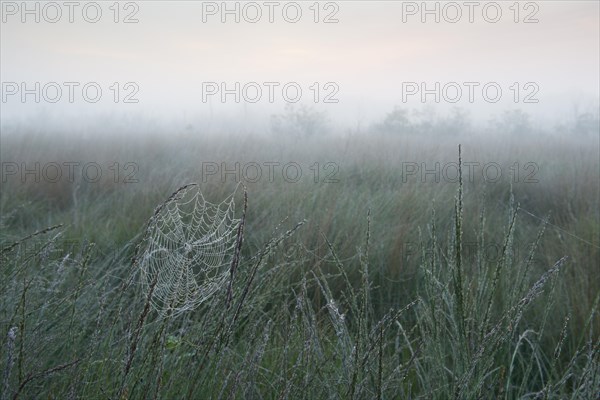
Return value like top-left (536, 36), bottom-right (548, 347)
top-left (268, 102), bottom-right (599, 137)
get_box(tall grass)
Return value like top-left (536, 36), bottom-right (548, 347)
top-left (1, 131), bottom-right (598, 398)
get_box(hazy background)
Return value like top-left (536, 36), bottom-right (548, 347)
top-left (1, 0), bottom-right (599, 133)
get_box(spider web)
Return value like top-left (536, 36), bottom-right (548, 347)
top-left (138, 185), bottom-right (240, 316)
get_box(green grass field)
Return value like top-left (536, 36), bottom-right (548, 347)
top-left (1, 128), bottom-right (598, 399)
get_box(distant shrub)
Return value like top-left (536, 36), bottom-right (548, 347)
top-left (375, 106), bottom-right (471, 136)
top-left (490, 109), bottom-right (532, 135)
top-left (270, 103), bottom-right (329, 138)
top-left (574, 112), bottom-right (600, 136)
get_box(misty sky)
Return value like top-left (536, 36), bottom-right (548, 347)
top-left (1, 1), bottom-right (599, 129)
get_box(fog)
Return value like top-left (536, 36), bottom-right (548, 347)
top-left (1, 4), bottom-right (599, 397)
top-left (1, 1), bottom-right (599, 134)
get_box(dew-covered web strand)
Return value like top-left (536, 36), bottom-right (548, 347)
top-left (139, 186), bottom-right (240, 316)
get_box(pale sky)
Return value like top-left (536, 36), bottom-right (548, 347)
top-left (1, 1), bottom-right (599, 129)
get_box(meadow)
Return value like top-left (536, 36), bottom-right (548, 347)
top-left (0, 119), bottom-right (598, 399)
